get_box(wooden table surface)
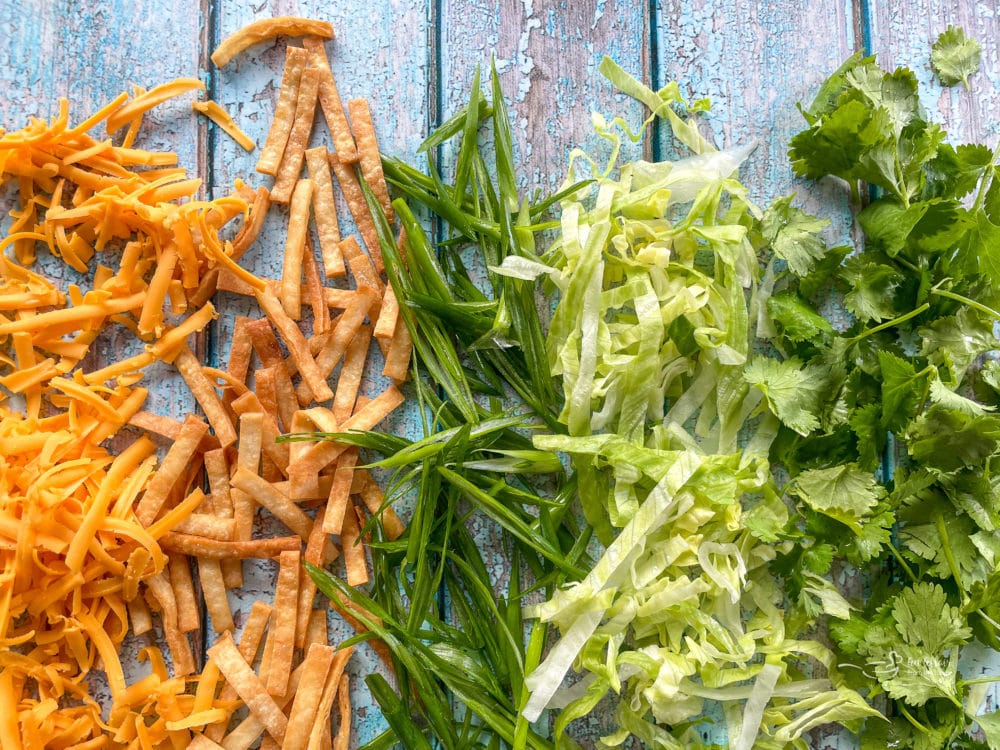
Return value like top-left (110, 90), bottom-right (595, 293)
top-left (3, 0), bottom-right (999, 747)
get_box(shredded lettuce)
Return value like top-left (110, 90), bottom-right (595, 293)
top-left (522, 61), bottom-right (879, 747)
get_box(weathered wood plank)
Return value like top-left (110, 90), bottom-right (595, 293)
top-left (656, 0), bottom-right (859, 239)
top-left (868, 1), bottom-right (1000, 148)
top-left (208, 2), bottom-right (432, 743)
top-left (439, 0), bottom-right (650, 189)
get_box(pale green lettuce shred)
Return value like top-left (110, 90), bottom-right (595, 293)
top-left (521, 61), bottom-right (881, 748)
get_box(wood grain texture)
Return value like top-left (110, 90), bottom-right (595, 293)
top-left (868, 0), bottom-right (1000, 148)
top-left (656, 0), bottom-right (859, 240)
top-left (439, 0), bottom-right (651, 189)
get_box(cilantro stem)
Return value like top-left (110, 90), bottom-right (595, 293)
top-left (929, 287), bottom-right (1000, 321)
top-left (885, 541), bottom-right (918, 583)
top-left (934, 513), bottom-right (968, 602)
top-left (897, 702), bottom-right (932, 734)
top-left (959, 675), bottom-right (1000, 687)
top-left (848, 303), bottom-right (930, 343)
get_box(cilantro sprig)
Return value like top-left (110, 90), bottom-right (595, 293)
top-left (755, 50), bottom-right (1000, 745)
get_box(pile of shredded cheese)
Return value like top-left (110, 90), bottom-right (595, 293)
top-left (0, 92), bottom-right (254, 748)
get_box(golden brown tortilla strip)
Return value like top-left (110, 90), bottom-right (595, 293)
top-left (328, 155), bottom-right (382, 271)
top-left (347, 97), bottom-right (393, 221)
top-left (257, 46), bottom-right (309, 175)
top-left (281, 178), bottom-right (313, 318)
top-left (206, 632), bottom-right (288, 744)
top-left (303, 37), bottom-right (357, 163)
top-left (305, 146), bottom-right (344, 277)
top-left (271, 68), bottom-right (321, 204)
top-left (134, 415), bottom-right (209, 526)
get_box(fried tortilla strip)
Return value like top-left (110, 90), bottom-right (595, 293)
top-left (347, 97), bottom-right (393, 221)
top-left (254, 286), bottom-right (334, 402)
top-left (303, 37), bottom-right (356, 163)
top-left (212, 16), bottom-right (333, 68)
top-left (159, 533), bottom-right (300, 559)
top-left (257, 46), bottom-right (309, 175)
top-left (281, 178), bottom-right (313, 317)
top-left (134, 415), bottom-right (209, 526)
top-left (282, 644), bottom-right (336, 750)
top-left (206, 633), bottom-right (288, 744)
top-left (305, 146), bottom-right (344, 277)
top-left (271, 69), bottom-right (320, 204)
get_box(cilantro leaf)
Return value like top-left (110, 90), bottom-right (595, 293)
top-left (931, 25), bottom-right (982, 89)
top-left (841, 256), bottom-right (903, 322)
top-left (850, 403), bottom-right (886, 472)
top-left (924, 143), bottom-right (993, 200)
top-left (891, 581), bottom-right (971, 652)
top-left (766, 291), bottom-right (834, 344)
top-left (907, 405), bottom-right (1000, 472)
top-left (761, 195), bottom-right (830, 276)
top-left (745, 357), bottom-right (826, 436)
top-left (920, 308), bottom-right (999, 386)
top-left (878, 350), bottom-right (925, 431)
top-left (793, 463), bottom-right (884, 531)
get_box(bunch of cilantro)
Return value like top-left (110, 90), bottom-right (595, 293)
top-left (746, 48), bottom-right (1000, 746)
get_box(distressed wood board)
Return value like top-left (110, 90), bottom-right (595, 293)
top-left (1, 0), bottom-right (997, 746)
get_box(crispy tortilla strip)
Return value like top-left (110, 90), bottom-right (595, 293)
top-left (332, 673), bottom-right (350, 750)
top-left (291, 385), bottom-right (403, 478)
top-left (341, 504), bottom-right (369, 586)
top-left (175, 345), bottom-right (239, 448)
top-left (147, 572), bottom-right (196, 676)
top-left (207, 632), bottom-right (288, 744)
top-left (305, 647), bottom-right (353, 750)
top-left (175, 512), bottom-right (235, 539)
top-left (383, 313), bottom-right (413, 382)
top-left (303, 37), bottom-right (356, 163)
top-left (231, 393), bottom-right (290, 472)
top-left (338, 235), bottom-right (383, 296)
top-left (322, 449), bottom-right (358, 535)
top-left (357, 471), bottom-right (405, 541)
top-left (328, 155), bottom-right (381, 271)
top-left (257, 46), bottom-right (309, 175)
top-left (134, 415), bottom-right (209, 526)
top-left (193, 99), bottom-right (256, 151)
top-left (190, 735), bottom-right (227, 750)
top-left (106, 78), bottom-right (206, 133)
top-left (296, 505), bottom-right (338, 648)
top-left (333, 324), bottom-right (371, 422)
top-left (373, 285), bottom-right (399, 341)
top-left (128, 411), bottom-right (220, 452)
top-left (232, 186), bottom-right (272, 259)
top-left (271, 69), bottom-right (320, 204)
top-left (267, 550), bottom-right (301, 698)
top-left (295, 286), bottom-right (375, 404)
top-left (281, 178), bottom-right (312, 317)
top-left (302, 236), bottom-right (331, 335)
top-left (305, 147), bottom-right (343, 277)
top-left (281, 643), bottom-right (335, 750)
top-left (254, 286), bottom-right (334, 402)
top-left (199, 557), bottom-right (235, 634)
top-left (231, 467), bottom-right (313, 540)
top-left (346, 98), bottom-right (393, 222)
top-left (159, 532), bottom-right (300, 559)
top-left (212, 16), bottom-right (333, 67)
top-left (169, 553), bottom-right (201, 633)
